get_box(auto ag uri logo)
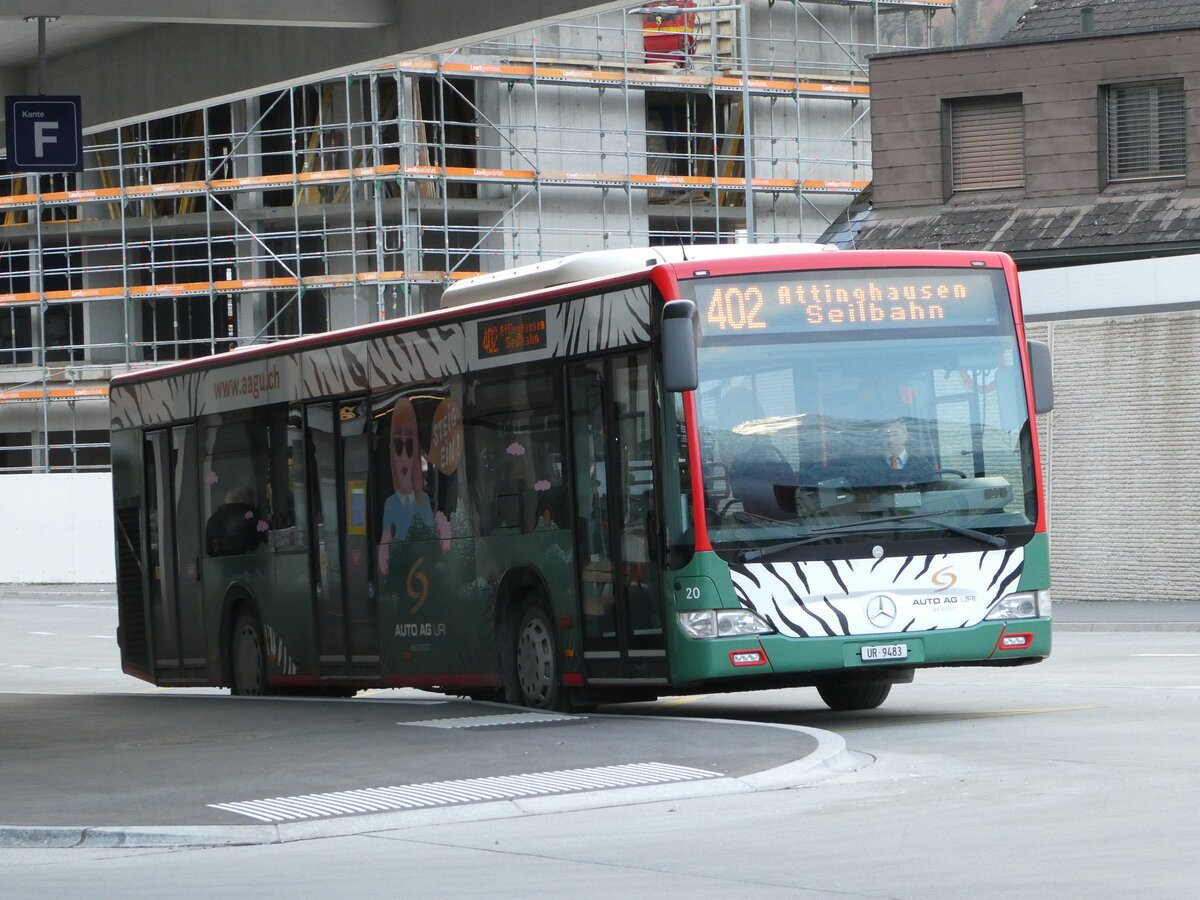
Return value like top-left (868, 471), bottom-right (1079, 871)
top-left (932, 567), bottom-right (958, 590)
top-left (866, 595), bottom-right (897, 628)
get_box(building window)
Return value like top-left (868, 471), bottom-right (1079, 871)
top-left (945, 95), bottom-right (1025, 194)
top-left (1104, 80), bottom-right (1185, 182)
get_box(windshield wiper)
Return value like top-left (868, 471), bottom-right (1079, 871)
top-left (738, 513), bottom-right (1005, 562)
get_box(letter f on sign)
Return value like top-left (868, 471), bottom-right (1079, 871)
top-left (34, 120), bottom-right (58, 157)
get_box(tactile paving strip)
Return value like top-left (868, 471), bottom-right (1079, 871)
top-left (208, 762), bottom-right (722, 822)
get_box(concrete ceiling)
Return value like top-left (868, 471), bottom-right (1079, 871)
top-left (0, 0), bottom-right (629, 133)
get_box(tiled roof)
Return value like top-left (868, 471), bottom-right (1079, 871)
top-left (824, 186), bottom-right (1200, 259)
top-left (1004, 0), bottom-right (1200, 42)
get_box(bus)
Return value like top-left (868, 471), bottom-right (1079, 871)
top-left (109, 243), bottom-right (1053, 711)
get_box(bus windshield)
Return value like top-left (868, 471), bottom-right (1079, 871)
top-left (682, 266), bottom-right (1037, 557)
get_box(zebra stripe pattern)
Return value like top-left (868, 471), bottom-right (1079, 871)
top-left (111, 287), bottom-right (652, 429)
top-left (730, 548), bottom-right (1026, 637)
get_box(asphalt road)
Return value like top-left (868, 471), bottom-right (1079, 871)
top-left (0, 587), bottom-right (845, 846)
top-left (3, 588), bottom-right (1199, 898)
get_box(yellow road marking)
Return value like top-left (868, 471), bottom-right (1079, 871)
top-left (836, 705), bottom-right (1097, 730)
top-left (654, 694), bottom-right (712, 709)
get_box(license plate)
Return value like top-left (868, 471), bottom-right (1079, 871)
top-left (861, 643), bottom-right (908, 662)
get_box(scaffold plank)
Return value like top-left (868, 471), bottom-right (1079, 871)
top-left (0, 164), bottom-right (866, 211)
top-left (394, 59), bottom-right (868, 99)
top-left (0, 387), bottom-right (108, 403)
top-left (0, 270), bottom-right (487, 308)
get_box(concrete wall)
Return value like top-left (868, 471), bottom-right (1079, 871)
top-left (0, 474), bottom-right (115, 584)
top-left (1018, 254), bottom-right (1200, 603)
top-left (1026, 311), bottom-right (1200, 603)
top-left (1021, 255), bottom-right (1200, 321)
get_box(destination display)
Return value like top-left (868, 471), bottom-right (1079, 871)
top-left (477, 309), bottom-right (548, 358)
top-left (692, 268), bottom-right (1005, 336)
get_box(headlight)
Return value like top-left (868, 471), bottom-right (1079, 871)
top-left (985, 591), bottom-right (1049, 620)
top-left (678, 608), bottom-right (775, 639)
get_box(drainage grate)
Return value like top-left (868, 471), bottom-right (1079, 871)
top-left (401, 711), bottom-right (580, 728)
top-left (209, 762), bottom-right (722, 823)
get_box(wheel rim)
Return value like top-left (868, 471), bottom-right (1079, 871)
top-left (516, 613), bottom-right (555, 706)
top-left (233, 617), bottom-right (264, 695)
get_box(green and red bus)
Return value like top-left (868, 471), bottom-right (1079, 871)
top-left (110, 243), bottom-right (1052, 711)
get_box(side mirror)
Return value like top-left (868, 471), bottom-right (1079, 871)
top-left (662, 299), bottom-right (698, 392)
top-left (1027, 339), bottom-right (1054, 414)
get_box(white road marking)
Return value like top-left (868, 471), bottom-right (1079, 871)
top-left (402, 711), bottom-right (579, 728)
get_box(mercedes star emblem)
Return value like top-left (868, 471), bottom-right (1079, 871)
top-left (866, 594), bottom-right (897, 628)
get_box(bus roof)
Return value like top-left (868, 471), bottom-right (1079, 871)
top-left (439, 242), bottom-right (835, 308)
top-left (113, 244), bottom-right (1013, 390)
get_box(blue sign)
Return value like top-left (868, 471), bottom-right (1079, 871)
top-left (5, 95), bottom-right (83, 173)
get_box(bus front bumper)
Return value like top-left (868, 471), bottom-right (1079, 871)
top-left (669, 617), bottom-right (1052, 687)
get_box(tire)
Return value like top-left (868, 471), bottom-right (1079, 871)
top-left (229, 609), bottom-right (270, 696)
top-left (816, 681), bottom-right (891, 711)
top-left (513, 601), bottom-right (565, 711)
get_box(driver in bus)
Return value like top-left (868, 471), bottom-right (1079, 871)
top-left (858, 417), bottom-right (936, 486)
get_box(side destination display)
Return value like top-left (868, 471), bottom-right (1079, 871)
top-left (477, 310), bottom-right (549, 358)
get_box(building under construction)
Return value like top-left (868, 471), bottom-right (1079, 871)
top-left (0, 0), bottom-right (950, 475)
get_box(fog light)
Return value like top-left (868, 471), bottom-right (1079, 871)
top-left (729, 650), bottom-right (767, 666)
top-left (997, 632), bottom-right (1033, 650)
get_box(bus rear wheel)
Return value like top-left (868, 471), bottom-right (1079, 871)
top-left (514, 601), bottom-right (565, 711)
top-left (230, 609), bottom-right (270, 697)
top-left (816, 682), bottom-right (891, 711)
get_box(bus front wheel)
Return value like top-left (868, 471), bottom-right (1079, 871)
top-left (513, 601), bottom-right (565, 711)
top-left (230, 609), bottom-right (270, 697)
top-left (816, 681), bottom-right (891, 711)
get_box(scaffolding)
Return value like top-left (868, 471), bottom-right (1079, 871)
top-left (0, 0), bottom-right (951, 472)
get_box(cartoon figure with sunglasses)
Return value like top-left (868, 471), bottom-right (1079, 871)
top-left (378, 395), bottom-right (434, 575)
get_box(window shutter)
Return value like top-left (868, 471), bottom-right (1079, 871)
top-left (950, 96), bottom-right (1025, 192)
top-left (1107, 80), bottom-right (1185, 181)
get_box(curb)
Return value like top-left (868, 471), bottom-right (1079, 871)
top-left (1054, 622), bottom-right (1200, 633)
top-left (0, 719), bottom-right (856, 850)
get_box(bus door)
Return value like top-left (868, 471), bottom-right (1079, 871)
top-left (304, 397), bottom-right (378, 679)
top-left (144, 425), bottom-right (207, 682)
top-left (568, 353), bottom-right (668, 683)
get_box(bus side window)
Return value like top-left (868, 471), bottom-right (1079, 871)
top-left (465, 422), bottom-right (501, 534)
top-left (200, 404), bottom-right (305, 556)
top-left (497, 429), bottom-right (537, 532)
top-left (202, 413), bottom-right (262, 557)
top-left (466, 368), bottom-right (565, 536)
top-left (270, 407), bottom-right (307, 551)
